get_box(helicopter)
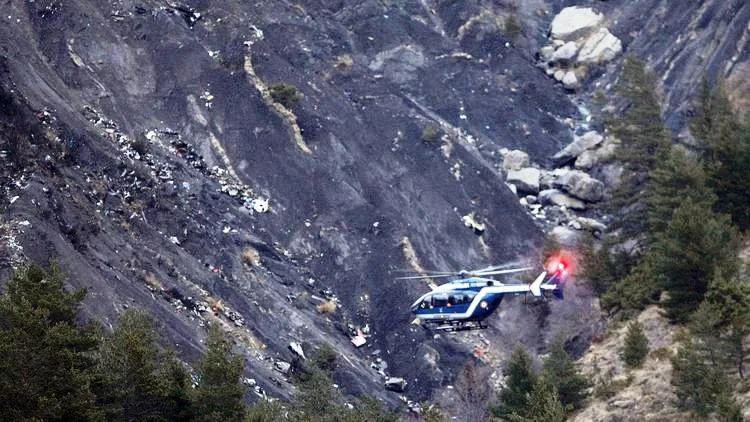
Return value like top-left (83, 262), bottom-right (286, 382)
top-left (400, 256), bottom-right (570, 332)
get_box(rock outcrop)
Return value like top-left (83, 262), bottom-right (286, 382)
top-left (541, 6), bottom-right (623, 90)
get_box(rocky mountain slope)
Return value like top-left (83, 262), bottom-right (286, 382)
top-left (1, 0), bottom-right (747, 415)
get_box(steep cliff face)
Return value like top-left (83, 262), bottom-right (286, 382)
top-left (0, 0), bottom-right (585, 405)
top-left (1, 0), bottom-right (747, 413)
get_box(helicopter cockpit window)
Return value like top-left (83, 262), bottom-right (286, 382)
top-left (432, 293), bottom-right (449, 308)
top-left (449, 291), bottom-right (477, 305)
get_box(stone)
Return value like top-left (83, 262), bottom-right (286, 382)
top-left (385, 377), bottom-right (407, 392)
top-left (573, 150), bottom-right (597, 169)
top-left (554, 68), bottom-right (566, 81)
top-left (540, 45), bottom-right (556, 61)
top-left (505, 183), bottom-right (517, 195)
top-left (539, 170), bottom-right (556, 189)
top-left (553, 169), bottom-right (605, 202)
top-left (562, 71), bottom-right (579, 89)
top-left (578, 28), bottom-right (623, 64)
top-left (506, 167), bottom-right (541, 194)
top-left (538, 189), bottom-right (586, 210)
top-left (552, 131), bottom-right (604, 166)
top-left (550, 226), bottom-right (581, 246)
top-left (550, 7), bottom-right (604, 41)
top-left (576, 217), bottom-right (607, 233)
top-left (502, 149), bottom-right (530, 171)
top-left (274, 361), bottom-right (291, 374)
top-left (551, 41), bottom-right (579, 62)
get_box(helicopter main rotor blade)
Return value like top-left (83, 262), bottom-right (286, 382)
top-left (392, 269), bottom-right (457, 276)
top-left (394, 274), bottom-right (459, 280)
top-left (471, 262), bottom-right (530, 273)
top-left (471, 267), bottom-right (534, 276)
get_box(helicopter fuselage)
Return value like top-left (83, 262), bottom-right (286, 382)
top-left (410, 273), bottom-right (563, 328)
top-left (411, 278), bottom-right (523, 323)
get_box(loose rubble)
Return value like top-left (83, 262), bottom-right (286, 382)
top-left (499, 128), bottom-right (613, 240)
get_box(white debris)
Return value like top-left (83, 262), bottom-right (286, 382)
top-left (251, 197), bottom-right (269, 213)
top-left (289, 342), bottom-right (306, 360)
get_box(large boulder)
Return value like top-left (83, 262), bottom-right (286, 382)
top-left (502, 149), bottom-right (530, 171)
top-left (550, 226), bottom-right (581, 246)
top-left (552, 131), bottom-right (604, 166)
top-left (506, 168), bottom-right (541, 194)
top-left (550, 7), bottom-right (604, 41)
top-left (578, 28), bottom-right (623, 64)
top-left (553, 169), bottom-right (605, 202)
top-left (538, 189), bottom-right (586, 210)
top-left (554, 170), bottom-right (604, 202)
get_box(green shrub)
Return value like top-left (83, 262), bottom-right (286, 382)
top-left (504, 14), bottom-right (521, 41)
top-left (269, 83), bottom-right (301, 109)
top-left (421, 125), bottom-right (441, 143)
top-left (313, 343), bottom-right (337, 373)
top-left (621, 321), bottom-right (649, 368)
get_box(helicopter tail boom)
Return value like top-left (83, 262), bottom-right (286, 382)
top-left (530, 272), bottom-right (546, 297)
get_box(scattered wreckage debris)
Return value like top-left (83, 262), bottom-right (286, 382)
top-left (461, 212), bottom-right (486, 235)
top-left (385, 377), bottom-right (407, 392)
top-left (288, 341), bottom-right (306, 360)
top-left (82, 105), bottom-right (271, 214)
top-left (166, 2), bottom-right (202, 28)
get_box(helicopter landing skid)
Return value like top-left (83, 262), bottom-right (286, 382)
top-left (427, 321), bottom-right (487, 332)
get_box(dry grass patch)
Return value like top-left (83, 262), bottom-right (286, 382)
top-left (334, 54), bottom-right (353, 70)
top-left (241, 246), bottom-right (261, 267)
top-left (317, 300), bottom-right (337, 314)
top-left (144, 273), bottom-right (162, 290)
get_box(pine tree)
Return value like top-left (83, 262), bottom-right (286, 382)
top-left (0, 262), bottom-right (101, 421)
top-left (245, 401), bottom-right (285, 422)
top-left (671, 340), bottom-right (728, 416)
top-left (692, 274), bottom-right (750, 379)
top-left (649, 198), bottom-right (740, 322)
top-left (493, 345), bottom-right (537, 419)
top-left (542, 339), bottom-right (589, 410)
top-left (690, 79), bottom-right (750, 230)
top-left (715, 392), bottom-right (744, 422)
top-left (608, 56), bottom-right (672, 240)
top-left (192, 326), bottom-right (247, 421)
top-left (707, 126), bottom-right (750, 231)
top-left (621, 321), bottom-right (649, 368)
top-left (689, 79), bottom-right (713, 146)
top-left (95, 309), bottom-right (192, 421)
top-left (509, 377), bottom-right (567, 422)
top-left (644, 146), bottom-right (715, 237)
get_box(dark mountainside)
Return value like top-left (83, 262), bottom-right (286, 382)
top-left (1, 0), bottom-right (747, 412)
